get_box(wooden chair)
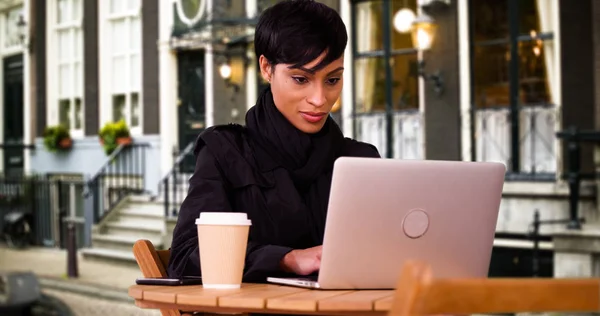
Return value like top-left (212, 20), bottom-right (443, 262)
top-left (133, 239), bottom-right (182, 316)
top-left (389, 260), bottom-right (600, 316)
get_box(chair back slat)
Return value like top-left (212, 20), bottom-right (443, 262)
top-left (132, 239), bottom-right (180, 316)
top-left (133, 239), bottom-right (168, 278)
top-left (389, 260), bottom-right (600, 316)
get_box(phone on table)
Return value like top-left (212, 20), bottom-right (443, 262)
top-left (135, 276), bottom-right (203, 286)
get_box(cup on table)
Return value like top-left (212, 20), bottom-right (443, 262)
top-left (196, 212), bottom-right (252, 289)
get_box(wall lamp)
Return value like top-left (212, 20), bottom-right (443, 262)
top-left (16, 14), bottom-right (29, 50)
top-left (411, 14), bottom-right (444, 95)
top-left (394, 0), bottom-right (449, 96)
top-left (216, 52), bottom-right (249, 93)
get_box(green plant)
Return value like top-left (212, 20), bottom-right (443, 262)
top-left (98, 120), bottom-right (131, 155)
top-left (42, 125), bottom-right (72, 153)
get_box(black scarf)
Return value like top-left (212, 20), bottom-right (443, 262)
top-left (246, 87), bottom-right (345, 243)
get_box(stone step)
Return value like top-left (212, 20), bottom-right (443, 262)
top-left (128, 194), bottom-right (179, 204)
top-left (105, 222), bottom-right (164, 239)
top-left (127, 195), bottom-right (162, 206)
top-left (109, 216), bottom-right (165, 229)
top-left (157, 189), bottom-right (190, 199)
top-left (91, 234), bottom-right (163, 252)
top-left (129, 195), bottom-right (187, 208)
top-left (120, 206), bottom-right (164, 217)
top-left (117, 206), bottom-right (165, 223)
top-left (80, 247), bottom-right (137, 265)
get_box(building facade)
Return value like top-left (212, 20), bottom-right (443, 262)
top-left (0, 0), bottom-right (599, 277)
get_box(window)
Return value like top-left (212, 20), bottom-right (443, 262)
top-left (56, 0), bottom-right (83, 135)
top-left (354, 0), bottom-right (419, 114)
top-left (48, 0), bottom-right (83, 136)
top-left (352, 0), bottom-right (422, 159)
top-left (470, 0), bottom-right (558, 178)
top-left (107, 0), bottom-right (141, 133)
top-left (4, 7), bottom-right (23, 51)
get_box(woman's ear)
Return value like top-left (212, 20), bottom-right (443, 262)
top-left (259, 55), bottom-right (272, 83)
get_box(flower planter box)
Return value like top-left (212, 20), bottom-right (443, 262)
top-left (117, 137), bottom-right (132, 146)
top-left (58, 138), bottom-right (73, 150)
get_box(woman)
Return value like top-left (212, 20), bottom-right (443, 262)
top-left (167, 0), bottom-right (380, 283)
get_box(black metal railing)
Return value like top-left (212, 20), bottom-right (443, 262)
top-left (555, 126), bottom-right (600, 230)
top-left (0, 173), bottom-right (47, 247)
top-left (0, 173), bottom-right (86, 249)
top-left (161, 142), bottom-right (195, 218)
top-left (528, 209), bottom-right (586, 277)
top-left (83, 143), bottom-right (150, 224)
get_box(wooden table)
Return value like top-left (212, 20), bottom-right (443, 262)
top-left (128, 283), bottom-right (395, 315)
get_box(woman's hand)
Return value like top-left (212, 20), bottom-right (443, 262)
top-left (279, 246), bottom-right (322, 275)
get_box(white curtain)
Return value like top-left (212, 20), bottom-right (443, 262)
top-left (354, 2), bottom-right (379, 113)
top-left (535, 0), bottom-right (557, 104)
top-left (517, 1), bottom-right (556, 173)
top-left (355, 2), bottom-right (384, 154)
top-left (476, 109), bottom-right (511, 166)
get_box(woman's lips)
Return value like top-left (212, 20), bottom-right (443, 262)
top-left (300, 112), bottom-right (327, 123)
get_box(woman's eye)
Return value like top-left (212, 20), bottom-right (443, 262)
top-left (292, 76), bottom-right (308, 84)
top-left (327, 78), bottom-right (340, 85)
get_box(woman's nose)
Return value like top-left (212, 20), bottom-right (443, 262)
top-left (307, 85), bottom-right (326, 107)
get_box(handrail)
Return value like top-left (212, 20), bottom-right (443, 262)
top-left (87, 144), bottom-right (128, 185)
top-left (83, 144), bottom-right (127, 197)
top-left (159, 141), bottom-right (194, 184)
top-left (161, 140), bottom-right (196, 217)
top-left (83, 142), bottom-right (151, 223)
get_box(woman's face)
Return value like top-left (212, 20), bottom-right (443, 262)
top-left (259, 52), bottom-right (344, 134)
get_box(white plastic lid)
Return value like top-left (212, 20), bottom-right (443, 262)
top-left (195, 212), bottom-right (252, 226)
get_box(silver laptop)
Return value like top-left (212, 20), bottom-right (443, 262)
top-left (267, 157), bottom-right (505, 290)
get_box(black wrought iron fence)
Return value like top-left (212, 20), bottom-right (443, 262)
top-left (0, 174), bottom-right (86, 249)
top-left (555, 126), bottom-right (600, 230)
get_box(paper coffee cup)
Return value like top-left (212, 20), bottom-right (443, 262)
top-left (196, 212), bottom-right (251, 289)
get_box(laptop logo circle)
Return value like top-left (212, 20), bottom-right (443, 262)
top-left (402, 209), bottom-right (429, 239)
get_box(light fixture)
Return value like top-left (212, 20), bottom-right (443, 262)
top-left (410, 13), bottom-right (437, 51)
top-left (216, 51), bottom-right (251, 93)
top-left (16, 14), bottom-right (27, 47)
top-left (393, 8), bottom-right (416, 34)
top-left (407, 13), bottom-right (444, 96)
top-left (219, 62), bottom-right (232, 80)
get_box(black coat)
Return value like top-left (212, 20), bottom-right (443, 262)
top-left (166, 124), bottom-right (380, 282)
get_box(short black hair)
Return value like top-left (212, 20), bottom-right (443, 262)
top-left (254, 0), bottom-right (348, 72)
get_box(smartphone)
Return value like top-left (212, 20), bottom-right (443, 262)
top-left (135, 276), bottom-right (203, 286)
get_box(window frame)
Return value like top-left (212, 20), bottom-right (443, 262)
top-left (469, 0), bottom-right (557, 180)
top-left (47, 0), bottom-right (84, 138)
top-left (351, 0), bottom-right (421, 159)
top-left (99, 0), bottom-right (142, 135)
